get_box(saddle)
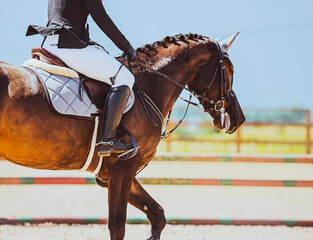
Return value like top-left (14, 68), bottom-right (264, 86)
top-left (30, 47), bottom-right (138, 160)
top-left (31, 47), bottom-right (110, 110)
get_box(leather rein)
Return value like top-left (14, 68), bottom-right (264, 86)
top-left (132, 41), bottom-right (230, 138)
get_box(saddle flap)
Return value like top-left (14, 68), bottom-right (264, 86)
top-left (82, 79), bottom-right (135, 112)
top-left (82, 78), bottom-right (110, 109)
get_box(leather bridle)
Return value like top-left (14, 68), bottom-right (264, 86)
top-left (134, 41), bottom-right (231, 114)
top-left (195, 41), bottom-right (232, 115)
top-left (132, 40), bottom-right (236, 137)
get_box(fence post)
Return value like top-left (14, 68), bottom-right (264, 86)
top-left (166, 138), bottom-right (172, 152)
top-left (306, 110), bottom-right (311, 154)
top-left (236, 126), bottom-right (241, 153)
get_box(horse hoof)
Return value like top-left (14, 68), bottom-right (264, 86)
top-left (146, 230), bottom-right (160, 240)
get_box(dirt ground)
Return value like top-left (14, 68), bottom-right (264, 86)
top-left (1, 224), bottom-right (313, 240)
top-left (0, 160), bottom-right (313, 240)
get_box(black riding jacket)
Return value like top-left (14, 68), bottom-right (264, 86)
top-left (26, 0), bottom-right (130, 51)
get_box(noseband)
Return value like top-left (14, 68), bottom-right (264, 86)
top-left (195, 41), bottom-right (231, 114)
top-left (193, 41), bottom-right (245, 132)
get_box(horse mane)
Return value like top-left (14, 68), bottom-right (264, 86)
top-left (136, 33), bottom-right (210, 57)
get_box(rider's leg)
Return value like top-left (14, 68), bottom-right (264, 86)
top-left (43, 35), bottom-right (136, 157)
top-left (43, 35), bottom-right (134, 87)
top-left (96, 85), bottom-right (132, 156)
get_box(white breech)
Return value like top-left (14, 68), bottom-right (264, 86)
top-left (43, 35), bottom-right (135, 89)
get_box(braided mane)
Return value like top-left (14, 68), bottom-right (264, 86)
top-left (136, 33), bottom-right (209, 56)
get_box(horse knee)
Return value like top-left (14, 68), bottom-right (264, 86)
top-left (148, 205), bottom-right (166, 230)
top-left (157, 211), bottom-right (166, 230)
top-left (156, 206), bottom-right (166, 222)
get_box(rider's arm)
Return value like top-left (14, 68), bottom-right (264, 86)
top-left (84, 0), bottom-right (130, 53)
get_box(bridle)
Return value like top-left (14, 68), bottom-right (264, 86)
top-left (195, 41), bottom-right (232, 115)
top-left (135, 40), bottom-right (230, 111)
top-left (132, 40), bottom-right (234, 137)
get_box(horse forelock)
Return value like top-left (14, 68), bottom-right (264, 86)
top-left (135, 33), bottom-right (210, 70)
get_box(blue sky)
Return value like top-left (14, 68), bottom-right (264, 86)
top-left (1, 0), bottom-right (313, 110)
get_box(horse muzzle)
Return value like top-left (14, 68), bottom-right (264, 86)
top-left (212, 91), bottom-right (245, 134)
top-left (224, 91), bottom-right (245, 134)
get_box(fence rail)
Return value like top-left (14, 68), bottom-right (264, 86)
top-left (1, 217), bottom-right (313, 227)
top-left (1, 177), bottom-right (312, 188)
top-left (153, 153), bottom-right (313, 163)
top-left (164, 110), bottom-right (312, 154)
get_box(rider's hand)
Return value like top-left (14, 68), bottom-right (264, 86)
top-left (125, 44), bottom-right (137, 60)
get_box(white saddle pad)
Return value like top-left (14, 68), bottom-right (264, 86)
top-left (25, 66), bottom-right (135, 118)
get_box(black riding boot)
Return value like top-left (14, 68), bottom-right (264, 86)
top-left (97, 85), bottom-right (133, 157)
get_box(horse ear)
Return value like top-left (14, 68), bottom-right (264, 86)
top-left (219, 31), bottom-right (240, 52)
top-left (214, 37), bottom-right (221, 42)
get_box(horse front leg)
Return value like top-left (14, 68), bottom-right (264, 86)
top-left (107, 158), bottom-right (138, 240)
top-left (129, 178), bottom-right (166, 240)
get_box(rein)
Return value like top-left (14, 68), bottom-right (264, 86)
top-left (161, 94), bottom-right (192, 139)
top-left (135, 59), bottom-right (207, 101)
top-left (133, 59), bottom-right (196, 138)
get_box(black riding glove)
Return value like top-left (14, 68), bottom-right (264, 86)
top-left (125, 44), bottom-right (137, 60)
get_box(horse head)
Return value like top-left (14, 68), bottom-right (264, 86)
top-left (188, 32), bottom-right (245, 133)
top-left (130, 32), bottom-right (244, 134)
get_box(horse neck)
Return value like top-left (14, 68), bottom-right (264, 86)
top-left (136, 40), bottom-right (213, 117)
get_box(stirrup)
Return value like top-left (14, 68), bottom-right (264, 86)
top-left (117, 130), bottom-right (139, 161)
top-left (96, 135), bottom-right (138, 160)
top-left (96, 141), bottom-right (114, 147)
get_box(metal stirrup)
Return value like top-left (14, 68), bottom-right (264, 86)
top-left (96, 141), bottom-right (114, 146)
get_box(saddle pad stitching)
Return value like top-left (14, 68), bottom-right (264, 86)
top-left (46, 79), bottom-right (92, 111)
top-left (64, 96), bottom-right (78, 115)
top-left (45, 71), bottom-right (73, 86)
top-left (27, 66), bottom-right (134, 118)
top-left (62, 90), bottom-right (95, 115)
top-left (26, 66), bottom-right (98, 118)
top-left (49, 77), bottom-right (80, 113)
top-left (64, 94), bottom-right (94, 116)
top-left (46, 85), bottom-right (77, 112)
top-left (81, 99), bottom-right (95, 115)
top-left (44, 74), bottom-right (63, 102)
top-left (50, 76), bottom-right (93, 113)
top-left (45, 73), bottom-right (69, 102)
top-left (64, 85), bottom-right (92, 108)
top-left (64, 92), bottom-right (98, 116)
top-left (45, 79), bottom-right (80, 115)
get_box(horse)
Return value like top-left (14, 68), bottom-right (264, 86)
top-left (0, 32), bottom-right (244, 240)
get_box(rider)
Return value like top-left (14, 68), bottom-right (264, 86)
top-left (26, 0), bottom-right (137, 157)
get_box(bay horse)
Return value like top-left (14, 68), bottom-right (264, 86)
top-left (0, 32), bottom-right (244, 240)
